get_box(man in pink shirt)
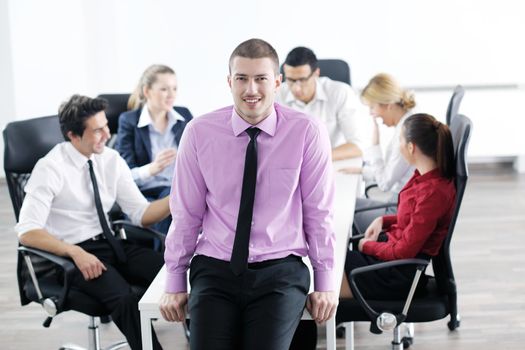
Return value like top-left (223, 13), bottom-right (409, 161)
top-left (160, 38), bottom-right (337, 349)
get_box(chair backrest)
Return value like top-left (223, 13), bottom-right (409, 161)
top-left (96, 93), bottom-right (131, 135)
top-left (317, 59), bottom-right (351, 85)
top-left (432, 114), bottom-right (472, 296)
top-left (3, 115), bottom-right (65, 306)
top-left (281, 58), bottom-right (351, 86)
top-left (3, 115), bottom-right (64, 221)
top-left (446, 85), bottom-right (465, 125)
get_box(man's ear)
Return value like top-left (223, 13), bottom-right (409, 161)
top-left (67, 130), bottom-right (79, 142)
top-left (314, 67), bottom-right (320, 77)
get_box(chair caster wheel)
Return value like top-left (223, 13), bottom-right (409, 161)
top-left (448, 319), bottom-right (461, 330)
top-left (402, 336), bottom-right (413, 348)
top-left (336, 325), bottom-right (345, 338)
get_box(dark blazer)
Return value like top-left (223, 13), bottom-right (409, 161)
top-left (116, 106), bottom-right (193, 171)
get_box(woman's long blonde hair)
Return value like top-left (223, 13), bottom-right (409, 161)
top-left (361, 73), bottom-right (415, 110)
top-left (128, 64), bottom-right (175, 110)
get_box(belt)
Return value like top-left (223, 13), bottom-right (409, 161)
top-left (247, 255), bottom-right (301, 269)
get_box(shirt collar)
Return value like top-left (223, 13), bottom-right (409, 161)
top-left (64, 141), bottom-right (93, 169)
top-left (284, 76), bottom-right (327, 105)
top-left (137, 104), bottom-right (185, 128)
top-left (231, 105), bottom-right (277, 137)
top-left (413, 167), bottom-right (442, 183)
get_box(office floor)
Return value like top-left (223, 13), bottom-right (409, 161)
top-left (1, 165), bottom-right (524, 349)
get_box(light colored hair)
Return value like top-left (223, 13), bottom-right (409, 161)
top-left (128, 64), bottom-right (175, 110)
top-left (361, 73), bottom-right (416, 110)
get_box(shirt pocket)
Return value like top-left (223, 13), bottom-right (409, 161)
top-left (268, 168), bottom-right (300, 209)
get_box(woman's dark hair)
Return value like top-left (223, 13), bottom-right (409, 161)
top-left (58, 94), bottom-right (108, 141)
top-left (403, 113), bottom-right (455, 179)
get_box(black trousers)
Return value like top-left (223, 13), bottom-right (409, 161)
top-left (188, 255), bottom-right (310, 350)
top-left (72, 240), bottom-right (164, 350)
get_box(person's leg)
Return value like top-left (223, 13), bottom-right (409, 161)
top-left (289, 320), bottom-right (317, 350)
top-left (76, 240), bottom-right (164, 350)
top-left (188, 255), bottom-right (242, 350)
top-left (242, 257), bottom-right (310, 350)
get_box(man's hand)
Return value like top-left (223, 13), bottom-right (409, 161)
top-left (69, 245), bottom-right (107, 280)
top-left (150, 148), bottom-right (177, 176)
top-left (306, 291), bottom-right (338, 324)
top-left (159, 292), bottom-right (188, 322)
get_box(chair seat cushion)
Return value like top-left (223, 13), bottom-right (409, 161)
top-left (336, 278), bottom-right (450, 324)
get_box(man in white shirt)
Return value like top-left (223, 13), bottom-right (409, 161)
top-left (276, 46), bottom-right (365, 160)
top-left (15, 95), bottom-right (169, 350)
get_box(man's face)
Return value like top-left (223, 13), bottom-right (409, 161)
top-left (283, 64), bottom-right (319, 104)
top-left (228, 56), bottom-right (281, 125)
top-left (69, 111), bottom-right (110, 157)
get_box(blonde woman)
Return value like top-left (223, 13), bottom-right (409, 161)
top-left (116, 64), bottom-right (193, 233)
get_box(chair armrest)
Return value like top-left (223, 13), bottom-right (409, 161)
top-left (364, 183), bottom-right (378, 198)
top-left (18, 246), bottom-right (76, 314)
top-left (348, 258), bottom-right (430, 327)
top-left (112, 219), bottom-right (166, 252)
top-left (354, 202), bottom-right (397, 214)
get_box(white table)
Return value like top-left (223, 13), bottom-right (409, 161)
top-left (139, 159), bottom-right (360, 349)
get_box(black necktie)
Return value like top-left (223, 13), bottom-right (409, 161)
top-left (231, 128), bottom-right (261, 275)
top-left (87, 160), bottom-right (127, 263)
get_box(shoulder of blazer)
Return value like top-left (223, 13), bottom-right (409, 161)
top-left (174, 106), bottom-right (193, 122)
top-left (118, 108), bottom-right (142, 126)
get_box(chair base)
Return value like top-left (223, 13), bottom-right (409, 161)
top-left (59, 316), bottom-right (128, 350)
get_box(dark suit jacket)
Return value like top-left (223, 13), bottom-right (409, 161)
top-left (116, 106), bottom-right (193, 173)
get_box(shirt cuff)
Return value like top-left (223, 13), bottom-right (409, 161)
top-left (314, 269), bottom-right (335, 292)
top-left (137, 164), bottom-right (151, 180)
top-left (165, 271), bottom-right (187, 293)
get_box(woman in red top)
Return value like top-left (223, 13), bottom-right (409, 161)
top-left (340, 113), bottom-right (456, 300)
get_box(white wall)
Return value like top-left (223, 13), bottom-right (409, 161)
top-left (2, 0), bottom-right (525, 174)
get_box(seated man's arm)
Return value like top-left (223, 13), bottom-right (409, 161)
top-left (332, 142), bottom-right (362, 160)
top-left (334, 85), bottom-right (365, 160)
top-left (19, 229), bottom-right (106, 281)
top-left (141, 195), bottom-right (170, 227)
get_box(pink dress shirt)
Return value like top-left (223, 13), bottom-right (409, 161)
top-left (165, 103), bottom-right (335, 293)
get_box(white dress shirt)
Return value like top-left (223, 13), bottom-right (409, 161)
top-left (361, 110), bottom-right (416, 194)
top-left (132, 104), bottom-right (186, 189)
top-left (15, 142), bottom-right (149, 244)
top-left (276, 76), bottom-right (366, 150)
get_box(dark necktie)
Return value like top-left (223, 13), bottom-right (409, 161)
top-left (87, 160), bottom-right (127, 263)
top-left (230, 127), bottom-right (261, 275)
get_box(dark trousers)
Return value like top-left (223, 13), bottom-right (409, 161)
top-left (188, 255), bottom-right (310, 350)
top-left (142, 186), bottom-right (172, 234)
top-left (73, 240), bottom-right (164, 350)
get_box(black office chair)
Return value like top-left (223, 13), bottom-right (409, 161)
top-left (96, 94), bottom-right (131, 148)
top-left (336, 114), bottom-right (472, 350)
top-left (281, 58), bottom-right (351, 85)
top-left (3, 115), bottom-right (163, 350)
top-left (446, 85), bottom-right (465, 126)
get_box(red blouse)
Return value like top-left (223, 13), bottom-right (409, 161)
top-left (362, 168), bottom-right (456, 261)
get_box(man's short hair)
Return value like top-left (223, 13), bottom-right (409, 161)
top-left (229, 38), bottom-right (280, 74)
top-left (58, 94), bottom-right (108, 141)
top-left (284, 46), bottom-right (318, 72)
